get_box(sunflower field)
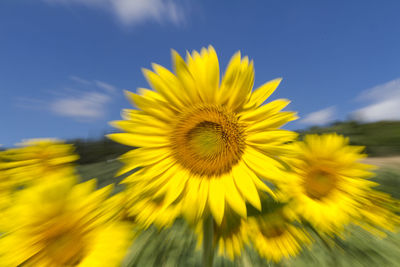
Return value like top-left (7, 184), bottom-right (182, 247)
top-left (0, 47), bottom-right (399, 267)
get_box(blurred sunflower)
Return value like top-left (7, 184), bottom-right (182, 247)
top-left (0, 139), bottom-right (78, 185)
top-left (123, 183), bottom-right (182, 229)
top-left (106, 169), bottom-right (182, 229)
top-left (196, 210), bottom-right (249, 260)
top-left (0, 175), bottom-right (132, 267)
top-left (102, 190), bottom-right (135, 223)
top-left (355, 189), bottom-right (400, 237)
top-left (248, 209), bottom-right (311, 263)
top-left (0, 150), bottom-right (16, 191)
top-left (0, 150), bottom-right (17, 204)
top-left (279, 134), bottom-right (377, 233)
top-left (109, 46), bottom-right (297, 224)
top-left (0, 140), bottom-right (78, 231)
top-left (0, 152), bottom-right (13, 231)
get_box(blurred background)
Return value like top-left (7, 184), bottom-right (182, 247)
top-left (1, 0), bottom-right (400, 266)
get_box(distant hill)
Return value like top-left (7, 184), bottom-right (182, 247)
top-left (68, 138), bottom-right (131, 165)
top-left (299, 121), bottom-right (400, 157)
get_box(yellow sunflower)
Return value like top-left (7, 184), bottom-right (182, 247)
top-left (118, 182), bottom-right (182, 229)
top-left (0, 150), bottom-right (16, 191)
top-left (196, 210), bottom-right (250, 260)
top-left (354, 189), bottom-right (400, 237)
top-left (248, 209), bottom-right (311, 263)
top-left (279, 133), bottom-right (377, 234)
top-left (0, 139), bottom-right (78, 185)
top-left (102, 191), bottom-right (135, 222)
top-left (108, 46), bottom-right (297, 224)
top-left (0, 139), bottom-right (79, 231)
top-left (106, 168), bottom-right (182, 229)
top-left (0, 175), bottom-right (132, 267)
top-left (0, 150), bottom-right (17, 204)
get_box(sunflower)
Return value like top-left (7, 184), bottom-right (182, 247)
top-left (278, 134), bottom-right (377, 234)
top-left (0, 150), bottom-right (17, 204)
top-left (354, 189), bottom-right (400, 237)
top-left (108, 46), bottom-right (297, 224)
top-left (119, 183), bottom-right (182, 229)
top-left (0, 150), bottom-right (16, 190)
top-left (196, 210), bottom-right (250, 260)
top-left (0, 139), bottom-right (78, 185)
top-left (0, 175), bottom-right (132, 266)
top-left (106, 168), bottom-right (182, 228)
top-left (248, 209), bottom-right (311, 263)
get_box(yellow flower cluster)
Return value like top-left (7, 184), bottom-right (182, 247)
top-left (108, 46), bottom-right (400, 263)
top-left (0, 140), bottom-right (133, 266)
top-left (1, 46), bottom-right (399, 266)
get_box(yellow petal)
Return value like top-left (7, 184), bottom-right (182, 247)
top-left (48, 155), bottom-right (79, 165)
top-left (182, 177), bottom-right (202, 222)
top-left (197, 178), bottom-right (209, 219)
top-left (124, 90), bottom-right (175, 122)
top-left (120, 169), bottom-right (145, 184)
top-left (221, 174), bottom-right (247, 218)
top-left (161, 169), bottom-right (188, 206)
top-left (172, 49), bottom-right (200, 103)
top-left (186, 46), bottom-right (219, 103)
top-left (143, 68), bottom-right (185, 110)
top-left (137, 87), bottom-right (166, 102)
top-left (220, 55), bottom-right (254, 111)
top-left (219, 52), bottom-right (248, 107)
top-left (246, 111), bottom-right (298, 132)
top-left (152, 63), bottom-right (191, 105)
top-left (244, 78), bottom-right (282, 108)
top-left (246, 129), bottom-right (298, 145)
top-left (109, 120), bottom-right (166, 136)
top-left (208, 178), bottom-right (225, 225)
top-left (107, 133), bottom-right (169, 148)
top-left (240, 99), bottom-right (290, 122)
top-left (116, 147), bottom-right (171, 176)
top-left (232, 162), bottom-right (261, 211)
top-left (242, 147), bottom-right (285, 183)
top-left (120, 110), bottom-right (170, 130)
top-left (139, 158), bottom-right (176, 187)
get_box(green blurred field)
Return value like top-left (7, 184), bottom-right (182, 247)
top-left (76, 159), bottom-right (400, 267)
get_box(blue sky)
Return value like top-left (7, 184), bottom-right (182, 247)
top-left (1, 0), bottom-right (400, 147)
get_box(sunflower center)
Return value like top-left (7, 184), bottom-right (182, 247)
top-left (188, 122), bottom-right (226, 158)
top-left (172, 105), bottom-right (245, 177)
top-left (304, 169), bottom-right (337, 200)
top-left (260, 224), bottom-right (285, 238)
top-left (216, 213), bottom-right (243, 238)
top-left (40, 224), bottom-right (86, 265)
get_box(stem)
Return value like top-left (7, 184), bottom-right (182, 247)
top-left (202, 216), bottom-right (215, 267)
top-left (240, 248), bottom-right (252, 267)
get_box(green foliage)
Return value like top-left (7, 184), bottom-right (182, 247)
top-left (372, 168), bottom-right (400, 199)
top-left (299, 121), bottom-right (400, 156)
top-left (77, 160), bottom-right (124, 187)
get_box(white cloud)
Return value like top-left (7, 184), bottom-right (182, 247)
top-left (70, 75), bottom-right (117, 94)
top-left (50, 91), bottom-right (110, 119)
top-left (69, 75), bottom-right (92, 85)
top-left (94, 80), bottom-right (117, 94)
top-left (300, 106), bottom-right (336, 126)
top-left (43, 0), bottom-right (185, 26)
top-left (17, 76), bottom-right (118, 121)
top-left (351, 79), bottom-right (400, 122)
